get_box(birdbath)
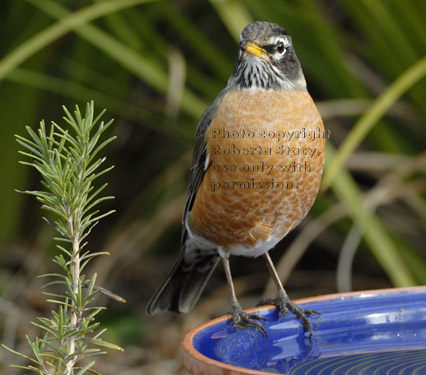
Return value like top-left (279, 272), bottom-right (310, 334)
top-left (182, 287), bottom-right (426, 375)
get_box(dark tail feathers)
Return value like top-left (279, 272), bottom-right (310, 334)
top-left (146, 252), bottom-right (220, 315)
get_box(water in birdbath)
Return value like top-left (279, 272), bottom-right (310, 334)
top-left (190, 288), bottom-right (426, 375)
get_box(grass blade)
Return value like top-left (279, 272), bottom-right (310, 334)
top-left (322, 56), bottom-right (426, 190)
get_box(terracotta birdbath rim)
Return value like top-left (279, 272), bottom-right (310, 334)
top-left (181, 286), bottom-right (426, 375)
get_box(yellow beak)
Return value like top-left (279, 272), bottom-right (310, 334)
top-left (244, 42), bottom-right (267, 60)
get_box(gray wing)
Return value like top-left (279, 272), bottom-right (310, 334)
top-left (146, 90), bottom-right (228, 315)
top-left (181, 89), bottom-right (228, 246)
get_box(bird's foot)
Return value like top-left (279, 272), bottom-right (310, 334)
top-left (257, 291), bottom-right (319, 338)
top-left (229, 301), bottom-right (267, 339)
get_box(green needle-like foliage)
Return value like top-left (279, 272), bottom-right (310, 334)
top-left (3, 102), bottom-right (124, 374)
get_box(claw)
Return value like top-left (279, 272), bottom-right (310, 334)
top-left (258, 293), bottom-right (320, 338)
top-left (230, 303), bottom-right (268, 339)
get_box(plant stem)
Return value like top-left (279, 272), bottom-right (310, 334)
top-left (65, 223), bottom-right (80, 374)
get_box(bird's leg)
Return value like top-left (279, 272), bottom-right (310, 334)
top-left (258, 252), bottom-right (319, 338)
top-left (222, 255), bottom-right (267, 338)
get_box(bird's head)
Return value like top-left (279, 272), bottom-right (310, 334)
top-left (228, 21), bottom-right (307, 91)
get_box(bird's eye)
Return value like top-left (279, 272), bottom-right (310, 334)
top-left (276, 41), bottom-right (285, 55)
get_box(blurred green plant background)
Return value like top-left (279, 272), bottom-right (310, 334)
top-left (0, 0), bottom-right (425, 373)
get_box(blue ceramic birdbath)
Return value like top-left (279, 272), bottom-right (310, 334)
top-left (182, 287), bottom-right (426, 375)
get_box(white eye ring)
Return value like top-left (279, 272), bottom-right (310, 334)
top-left (276, 41), bottom-right (286, 55)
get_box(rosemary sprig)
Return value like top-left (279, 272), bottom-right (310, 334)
top-left (3, 101), bottom-right (124, 375)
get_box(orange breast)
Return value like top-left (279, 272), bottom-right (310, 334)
top-left (189, 89), bottom-right (325, 250)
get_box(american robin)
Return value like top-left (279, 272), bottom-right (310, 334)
top-left (147, 21), bottom-right (325, 338)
